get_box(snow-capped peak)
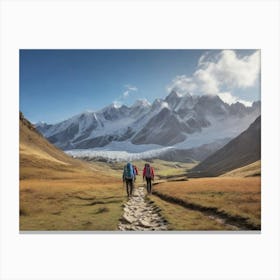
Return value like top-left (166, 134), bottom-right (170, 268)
top-left (36, 91), bottom-right (260, 152)
top-left (111, 102), bottom-right (122, 109)
top-left (98, 102), bottom-right (121, 114)
top-left (150, 98), bottom-right (170, 113)
top-left (161, 101), bottom-right (169, 109)
top-left (131, 99), bottom-right (151, 108)
top-left (166, 89), bottom-right (182, 100)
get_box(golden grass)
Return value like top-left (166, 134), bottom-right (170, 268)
top-left (20, 143), bottom-right (69, 165)
top-left (20, 140), bottom-right (126, 231)
top-left (20, 117), bottom-right (127, 231)
top-left (152, 177), bottom-right (261, 228)
top-left (20, 176), bottom-right (126, 231)
top-left (148, 195), bottom-right (237, 230)
top-left (221, 160), bottom-right (261, 177)
top-left (20, 120), bottom-right (78, 166)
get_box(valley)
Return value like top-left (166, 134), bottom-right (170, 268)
top-left (20, 90), bottom-right (261, 231)
top-left (20, 153), bottom-right (261, 231)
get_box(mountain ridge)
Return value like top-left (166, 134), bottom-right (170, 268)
top-left (35, 91), bottom-right (260, 151)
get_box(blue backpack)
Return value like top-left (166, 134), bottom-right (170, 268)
top-left (124, 163), bottom-right (134, 179)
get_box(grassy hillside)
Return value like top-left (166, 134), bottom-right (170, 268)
top-left (20, 113), bottom-right (125, 231)
top-left (150, 177), bottom-right (261, 230)
top-left (221, 160), bottom-right (261, 177)
top-left (20, 112), bottom-right (99, 179)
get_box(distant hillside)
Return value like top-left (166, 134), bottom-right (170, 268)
top-left (188, 116), bottom-right (261, 177)
top-left (20, 112), bottom-right (96, 180)
top-left (154, 138), bottom-right (231, 162)
top-left (220, 160), bottom-right (261, 177)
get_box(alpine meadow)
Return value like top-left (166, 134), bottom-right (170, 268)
top-left (20, 49), bottom-right (261, 231)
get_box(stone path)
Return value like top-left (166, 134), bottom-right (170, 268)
top-left (118, 186), bottom-right (168, 231)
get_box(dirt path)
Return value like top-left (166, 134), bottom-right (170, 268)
top-left (118, 186), bottom-right (168, 231)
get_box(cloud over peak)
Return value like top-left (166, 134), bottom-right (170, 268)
top-left (203, 50), bottom-right (260, 90)
top-left (218, 92), bottom-right (252, 107)
top-left (168, 50), bottom-right (260, 106)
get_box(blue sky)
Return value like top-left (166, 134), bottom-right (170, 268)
top-left (20, 49), bottom-right (260, 124)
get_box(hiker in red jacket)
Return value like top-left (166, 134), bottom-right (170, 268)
top-left (143, 163), bottom-right (154, 194)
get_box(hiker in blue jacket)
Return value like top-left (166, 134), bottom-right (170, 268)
top-left (122, 162), bottom-right (136, 197)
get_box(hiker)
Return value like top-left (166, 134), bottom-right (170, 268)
top-left (133, 165), bottom-right (139, 181)
top-left (123, 162), bottom-right (135, 197)
top-left (143, 163), bottom-right (154, 194)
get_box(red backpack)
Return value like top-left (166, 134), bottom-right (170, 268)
top-left (133, 165), bottom-right (139, 175)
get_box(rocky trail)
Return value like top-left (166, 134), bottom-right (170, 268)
top-left (118, 186), bottom-right (168, 231)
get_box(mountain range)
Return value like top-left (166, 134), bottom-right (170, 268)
top-left (36, 91), bottom-right (261, 154)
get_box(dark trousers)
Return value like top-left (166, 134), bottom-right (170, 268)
top-left (146, 178), bottom-right (152, 193)
top-left (125, 179), bottom-right (134, 197)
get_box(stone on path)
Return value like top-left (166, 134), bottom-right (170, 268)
top-left (118, 186), bottom-right (168, 231)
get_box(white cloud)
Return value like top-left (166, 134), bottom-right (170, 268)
top-left (167, 50), bottom-right (260, 105)
top-left (238, 100), bottom-right (253, 107)
top-left (122, 84), bottom-right (138, 98)
top-left (114, 84), bottom-right (139, 105)
top-left (194, 68), bottom-right (220, 94)
top-left (123, 91), bottom-right (130, 97)
top-left (206, 50), bottom-right (260, 89)
top-left (167, 75), bottom-right (197, 94)
top-left (125, 85), bottom-right (138, 92)
top-left (217, 92), bottom-right (237, 104)
top-left (218, 92), bottom-right (252, 107)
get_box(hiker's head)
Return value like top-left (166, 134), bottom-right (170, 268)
top-left (127, 162), bottom-right (132, 168)
top-left (145, 163), bottom-right (150, 167)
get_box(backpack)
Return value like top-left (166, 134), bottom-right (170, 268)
top-left (145, 165), bottom-right (151, 178)
top-left (133, 165), bottom-right (138, 175)
top-left (124, 163), bottom-right (134, 179)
